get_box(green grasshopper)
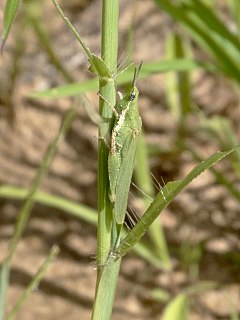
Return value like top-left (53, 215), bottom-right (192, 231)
top-left (108, 62), bottom-right (142, 225)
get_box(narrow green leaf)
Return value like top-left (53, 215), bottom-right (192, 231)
top-left (189, 148), bottom-right (240, 203)
top-left (52, 0), bottom-right (111, 78)
top-left (29, 79), bottom-right (98, 99)
top-left (229, 0), bottom-right (240, 39)
top-left (89, 54), bottom-right (112, 78)
top-left (115, 147), bottom-right (239, 257)
top-left (155, 0), bottom-right (240, 82)
top-left (165, 33), bottom-right (192, 121)
top-left (6, 246), bottom-right (59, 320)
top-left (181, 0), bottom-right (240, 75)
top-left (0, 185), bottom-right (97, 223)
top-left (1, 0), bottom-right (21, 51)
top-left (0, 184), bottom-right (167, 267)
top-left (183, 0), bottom-right (240, 52)
top-left (29, 59), bottom-right (206, 99)
top-left (161, 294), bottom-right (188, 320)
top-left (151, 288), bottom-right (170, 302)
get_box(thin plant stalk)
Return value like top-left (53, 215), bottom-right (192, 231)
top-left (91, 0), bottom-right (120, 319)
top-left (6, 246), bottom-right (59, 320)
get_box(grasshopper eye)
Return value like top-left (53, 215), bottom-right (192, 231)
top-left (129, 91), bottom-right (136, 101)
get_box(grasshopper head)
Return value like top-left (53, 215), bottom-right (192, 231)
top-left (129, 87), bottom-right (138, 101)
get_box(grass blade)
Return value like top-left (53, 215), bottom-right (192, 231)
top-left (0, 185), bottom-right (97, 223)
top-left (51, 0), bottom-right (110, 78)
top-left (165, 32), bottom-right (192, 121)
top-left (0, 184), bottom-right (167, 267)
top-left (6, 246), bottom-right (59, 320)
top-left (155, 0), bottom-right (240, 82)
top-left (1, 0), bottom-right (21, 51)
top-left (29, 59), bottom-right (205, 99)
top-left (115, 147), bottom-right (239, 258)
top-left (184, 0), bottom-right (240, 52)
top-left (229, 0), bottom-right (240, 39)
top-left (161, 293), bottom-right (188, 320)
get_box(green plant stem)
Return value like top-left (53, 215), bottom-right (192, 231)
top-left (92, 0), bottom-right (119, 319)
top-left (0, 263), bottom-right (9, 320)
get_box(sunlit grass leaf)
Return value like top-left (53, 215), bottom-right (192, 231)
top-left (151, 288), bottom-right (170, 302)
top-left (229, 0), bottom-right (240, 37)
top-left (161, 293), bottom-right (188, 320)
top-left (155, 0), bottom-right (240, 83)
top-left (29, 79), bottom-right (98, 99)
top-left (116, 147), bottom-right (239, 257)
top-left (0, 185), bottom-right (163, 267)
top-left (165, 32), bottom-right (192, 121)
top-left (184, 0), bottom-right (240, 51)
top-left (1, 0), bottom-right (21, 51)
top-left (29, 59), bottom-right (206, 99)
top-left (0, 185), bottom-right (97, 224)
top-left (189, 147), bottom-right (240, 203)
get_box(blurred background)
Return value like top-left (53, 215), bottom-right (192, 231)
top-left (0, 0), bottom-right (240, 319)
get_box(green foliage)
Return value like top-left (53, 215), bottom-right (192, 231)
top-left (155, 0), bottom-right (240, 83)
top-left (162, 293), bottom-right (188, 320)
top-left (1, 0), bottom-right (21, 51)
top-left (115, 147), bottom-right (238, 258)
top-left (29, 59), bottom-right (203, 98)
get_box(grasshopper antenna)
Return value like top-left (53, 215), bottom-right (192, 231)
top-left (132, 60), bottom-right (143, 87)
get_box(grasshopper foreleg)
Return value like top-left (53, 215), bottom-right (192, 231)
top-left (97, 92), bottom-right (118, 118)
